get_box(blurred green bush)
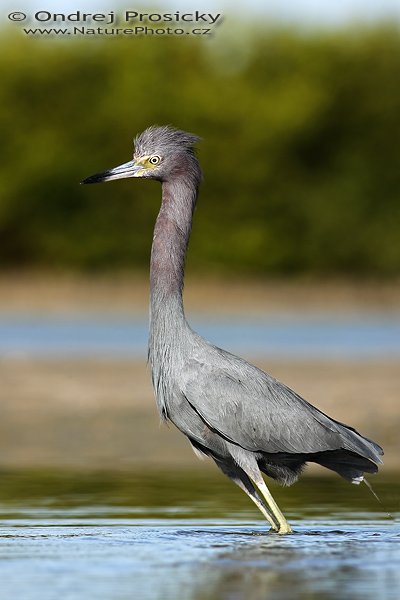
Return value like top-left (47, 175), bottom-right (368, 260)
top-left (1, 25), bottom-right (399, 276)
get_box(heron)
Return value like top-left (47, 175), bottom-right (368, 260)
top-left (82, 125), bottom-right (383, 534)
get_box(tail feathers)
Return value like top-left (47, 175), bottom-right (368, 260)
top-left (312, 449), bottom-right (379, 483)
top-left (312, 409), bottom-right (384, 466)
top-left (339, 425), bottom-right (383, 465)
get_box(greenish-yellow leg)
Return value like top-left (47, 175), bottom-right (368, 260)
top-left (256, 479), bottom-right (293, 534)
top-left (242, 486), bottom-right (280, 532)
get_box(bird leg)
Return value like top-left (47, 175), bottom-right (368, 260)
top-left (254, 477), bottom-right (293, 534)
top-left (234, 475), bottom-right (280, 532)
top-left (215, 461), bottom-right (280, 531)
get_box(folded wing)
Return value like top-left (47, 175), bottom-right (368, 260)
top-left (181, 348), bottom-right (383, 465)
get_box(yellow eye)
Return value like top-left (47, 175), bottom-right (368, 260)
top-left (149, 155), bottom-right (161, 165)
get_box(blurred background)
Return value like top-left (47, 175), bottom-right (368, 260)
top-left (0, 0), bottom-right (399, 479)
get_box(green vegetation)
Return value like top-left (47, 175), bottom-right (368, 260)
top-left (1, 25), bottom-right (400, 276)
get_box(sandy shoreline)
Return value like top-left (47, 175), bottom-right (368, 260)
top-left (0, 273), bottom-right (399, 315)
top-left (0, 357), bottom-right (397, 472)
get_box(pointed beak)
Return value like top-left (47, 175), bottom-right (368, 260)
top-left (81, 159), bottom-right (143, 184)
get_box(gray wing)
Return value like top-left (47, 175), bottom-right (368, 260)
top-left (181, 345), bottom-right (383, 463)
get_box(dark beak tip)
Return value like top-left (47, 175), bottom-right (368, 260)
top-left (81, 173), bottom-right (105, 185)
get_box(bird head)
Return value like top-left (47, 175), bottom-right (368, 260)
top-left (81, 125), bottom-right (201, 185)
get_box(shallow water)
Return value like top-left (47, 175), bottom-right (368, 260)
top-left (1, 312), bottom-right (400, 359)
top-left (0, 471), bottom-right (399, 599)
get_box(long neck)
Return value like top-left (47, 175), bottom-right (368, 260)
top-left (150, 174), bottom-right (199, 328)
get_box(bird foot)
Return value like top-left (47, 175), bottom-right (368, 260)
top-left (276, 523), bottom-right (293, 535)
top-left (268, 522), bottom-right (293, 534)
